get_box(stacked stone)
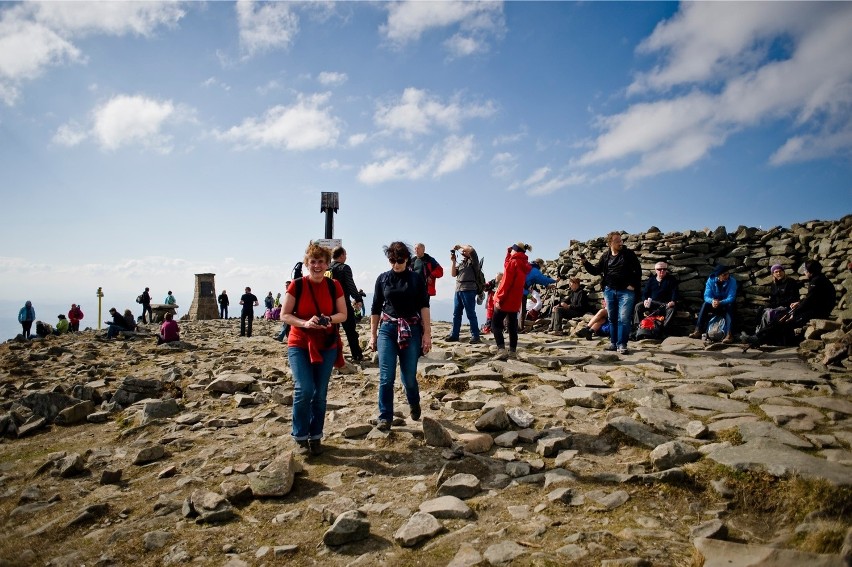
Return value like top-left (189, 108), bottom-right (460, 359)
top-left (542, 215), bottom-right (852, 337)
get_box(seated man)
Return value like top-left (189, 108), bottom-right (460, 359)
top-left (105, 307), bottom-right (130, 339)
top-left (689, 265), bottom-right (737, 343)
top-left (633, 261), bottom-right (679, 336)
top-left (748, 264), bottom-right (801, 345)
top-left (745, 259), bottom-right (836, 347)
top-left (550, 277), bottom-right (592, 335)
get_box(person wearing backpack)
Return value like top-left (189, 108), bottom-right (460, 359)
top-left (140, 287), bottom-right (152, 324)
top-left (412, 243), bottom-right (443, 297)
top-left (579, 231), bottom-right (642, 354)
top-left (329, 246), bottom-right (365, 362)
top-left (68, 303), bottom-right (84, 332)
top-left (446, 243), bottom-right (483, 344)
top-left (368, 241), bottom-right (432, 431)
top-left (690, 264), bottom-right (737, 343)
top-left (281, 243), bottom-right (347, 456)
top-left (18, 300), bottom-right (36, 339)
top-left (492, 243), bottom-right (533, 360)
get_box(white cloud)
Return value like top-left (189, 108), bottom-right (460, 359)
top-left (215, 93), bottom-right (340, 151)
top-left (578, 3), bottom-right (852, 180)
top-left (348, 133), bottom-right (368, 147)
top-left (381, 0), bottom-right (505, 56)
top-left (92, 95), bottom-right (179, 152)
top-left (236, 0), bottom-right (299, 58)
top-left (202, 76), bottom-right (231, 91)
top-left (0, 2), bottom-right (184, 106)
top-left (522, 167), bottom-right (551, 187)
top-left (357, 134), bottom-right (477, 184)
top-left (374, 87), bottom-right (496, 139)
top-left (52, 121), bottom-right (87, 147)
top-left (527, 173), bottom-right (586, 196)
top-left (317, 71), bottom-right (347, 87)
top-left (490, 152), bottom-right (517, 178)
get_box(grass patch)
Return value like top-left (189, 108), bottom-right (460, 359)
top-left (713, 427), bottom-right (743, 445)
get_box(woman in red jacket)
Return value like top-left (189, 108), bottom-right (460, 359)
top-left (492, 242), bottom-right (532, 360)
top-left (68, 304), bottom-right (84, 332)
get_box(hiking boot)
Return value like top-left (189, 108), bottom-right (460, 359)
top-left (444, 335), bottom-right (459, 342)
top-left (372, 419), bottom-right (391, 431)
top-left (551, 330), bottom-right (564, 336)
top-left (469, 337), bottom-right (481, 344)
top-left (689, 330), bottom-right (702, 339)
top-left (295, 440), bottom-right (310, 456)
top-left (410, 404), bottom-right (421, 421)
top-left (604, 343), bottom-right (618, 352)
top-left (492, 348), bottom-right (509, 361)
top-left (575, 327), bottom-right (593, 339)
top-left (617, 346), bottom-right (630, 355)
top-left (722, 334), bottom-right (735, 344)
top-left (507, 349), bottom-right (518, 360)
top-left (308, 439), bottom-right (324, 456)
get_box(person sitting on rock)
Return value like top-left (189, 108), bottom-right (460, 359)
top-left (575, 297), bottom-right (607, 339)
top-left (550, 277), bottom-right (592, 335)
top-left (689, 264), bottom-right (737, 343)
top-left (54, 314), bottom-right (70, 335)
top-left (34, 320), bottom-right (53, 338)
top-left (743, 259), bottom-right (836, 347)
top-left (123, 309), bottom-right (137, 331)
top-left (105, 307), bottom-right (130, 339)
top-left (632, 261), bottom-right (679, 337)
top-left (157, 312), bottom-right (180, 344)
top-left (745, 264), bottom-right (802, 346)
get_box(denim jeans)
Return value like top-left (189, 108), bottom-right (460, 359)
top-left (376, 320), bottom-right (421, 422)
top-left (288, 346), bottom-right (337, 441)
top-left (603, 287), bottom-right (635, 348)
top-left (240, 310), bottom-right (253, 336)
top-left (220, 305), bottom-right (228, 319)
top-left (106, 323), bottom-right (122, 339)
top-left (451, 290), bottom-right (480, 339)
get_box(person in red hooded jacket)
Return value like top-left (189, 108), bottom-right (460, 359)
top-left (68, 304), bottom-right (84, 332)
top-left (491, 242), bottom-right (533, 360)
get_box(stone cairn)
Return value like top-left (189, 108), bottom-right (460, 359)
top-left (185, 273), bottom-right (219, 321)
top-left (537, 216), bottom-right (852, 361)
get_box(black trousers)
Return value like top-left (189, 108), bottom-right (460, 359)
top-left (341, 302), bottom-right (363, 358)
top-left (240, 310), bottom-right (253, 337)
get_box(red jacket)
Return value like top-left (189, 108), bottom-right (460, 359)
top-left (68, 306), bottom-right (84, 325)
top-left (494, 251), bottom-right (532, 313)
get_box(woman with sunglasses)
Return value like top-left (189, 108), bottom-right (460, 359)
top-left (281, 242), bottom-right (348, 456)
top-left (368, 242), bottom-right (432, 431)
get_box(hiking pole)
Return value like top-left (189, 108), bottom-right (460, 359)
top-left (742, 305), bottom-right (798, 353)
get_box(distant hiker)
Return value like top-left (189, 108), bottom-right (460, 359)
top-left (18, 300), bottom-right (35, 339)
top-left (550, 277), bottom-right (592, 335)
top-left (140, 287), bottom-right (152, 323)
top-left (481, 272), bottom-right (503, 334)
top-left (330, 246), bottom-right (365, 362)
top-left (446, 243), bottom-right (483, 344)
top-left (264, 292), bottom-right (274, 311)
top-left (411, 243), bottom-right (443, 297)
top-left (68, 303), bottom-right (84, 332)
top-left (239, 287), bottom-right (259, 337)
top-left (491, 242), bottom-right (533, 360)
top-left (368, 241), bottom-right (431, 432)
top-left (690, 264), bottom-right (737, 343)
top-left (157, 312), bottom-right (180, 345)
top-left (521, 257), bottom-right (557, 331)
top-left (218, 290), bottom-right (229, 319)
top-left (34, 320), bottom-right (53, 338)
top-left (632, 261), bottom-right (680, 337)
top-left (105, 307), bottom-right (130, 339)
top-left (274, 293), bottom-right (282, 308)
top-left (123, 309), bottom-right (137, 331)
top-left (164, 291), bottom-right (176, 305)
top-left (54, 314), bottom-right (69, 335)
top-left (280, 242), bottom-right (346, 456)
top-left (579, 231), bottom-right (642, 355)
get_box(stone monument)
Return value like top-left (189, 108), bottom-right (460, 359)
top-left (186, 273), bottom-right (219, 321)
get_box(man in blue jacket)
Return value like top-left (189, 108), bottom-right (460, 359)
top-left (690, 265), bottom-right (737, 343)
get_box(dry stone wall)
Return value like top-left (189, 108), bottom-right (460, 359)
top-left (543, 215), bottom-right (852, 334)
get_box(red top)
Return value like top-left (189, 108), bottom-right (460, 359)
top-left (68, 306), bottom-right (84, 324)
top-left (160, 320), bottom-right (179, 342)
top-left (494, 250), bottom-right (532, 313)
top-left (286, 277), bottom-right (344, 364)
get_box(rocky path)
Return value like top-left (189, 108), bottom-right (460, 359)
top-left (0, 319), bottom-right (850, 566)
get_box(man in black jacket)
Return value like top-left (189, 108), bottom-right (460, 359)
top-left (330, 247), bottom-right (364, 362)
top-left (549, 277), bottom-right (591, 335)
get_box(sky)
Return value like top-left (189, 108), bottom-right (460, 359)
top-left (1, 1), bottom-right (851, 339)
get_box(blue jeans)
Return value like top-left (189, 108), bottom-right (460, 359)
top-left (603, 287), bottom-right (635, 348)
top-left (451, 290), bottom-right (480, 339)
top-left (377, 321), bottom-right (421, 422)
top-left (220, 305), bottom-right (228, 318)
top-left (106, 323), bottom-right (123, 339)
top-left (288, 346), bottom-right (337, 441)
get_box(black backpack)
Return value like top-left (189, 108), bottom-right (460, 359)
top-left (292, 262), bottom-right (303, 280)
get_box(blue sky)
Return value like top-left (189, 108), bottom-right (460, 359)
top-left (1, 1), bottom-right (851, 337)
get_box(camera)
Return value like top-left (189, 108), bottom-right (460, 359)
top-left (317, 315), bottom-right (330, 326)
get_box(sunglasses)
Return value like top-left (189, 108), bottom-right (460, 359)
top-left (656, 268), bottom-right (668, 272)
top-left (388, 257), bottom-right (407, 264)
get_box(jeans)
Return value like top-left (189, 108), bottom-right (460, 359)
top-left (288, 346), bottom-right (337, 441)
top-left (220, 305), bottom-right (228, 319)
top-left (492, 308), bottom-right (518, 350)
top-left (240, 310), bottom-right (253, 336)
top-left (106, 323), bottom-right (123, 339)
top-left (451, 290), bottom-right (480, 339)
top-left (377, 320), bottom-right (421, 422)
top-left (603, 287), bottom-right (635, 348)
top-left (695, 302), bottom-right (733, 335)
